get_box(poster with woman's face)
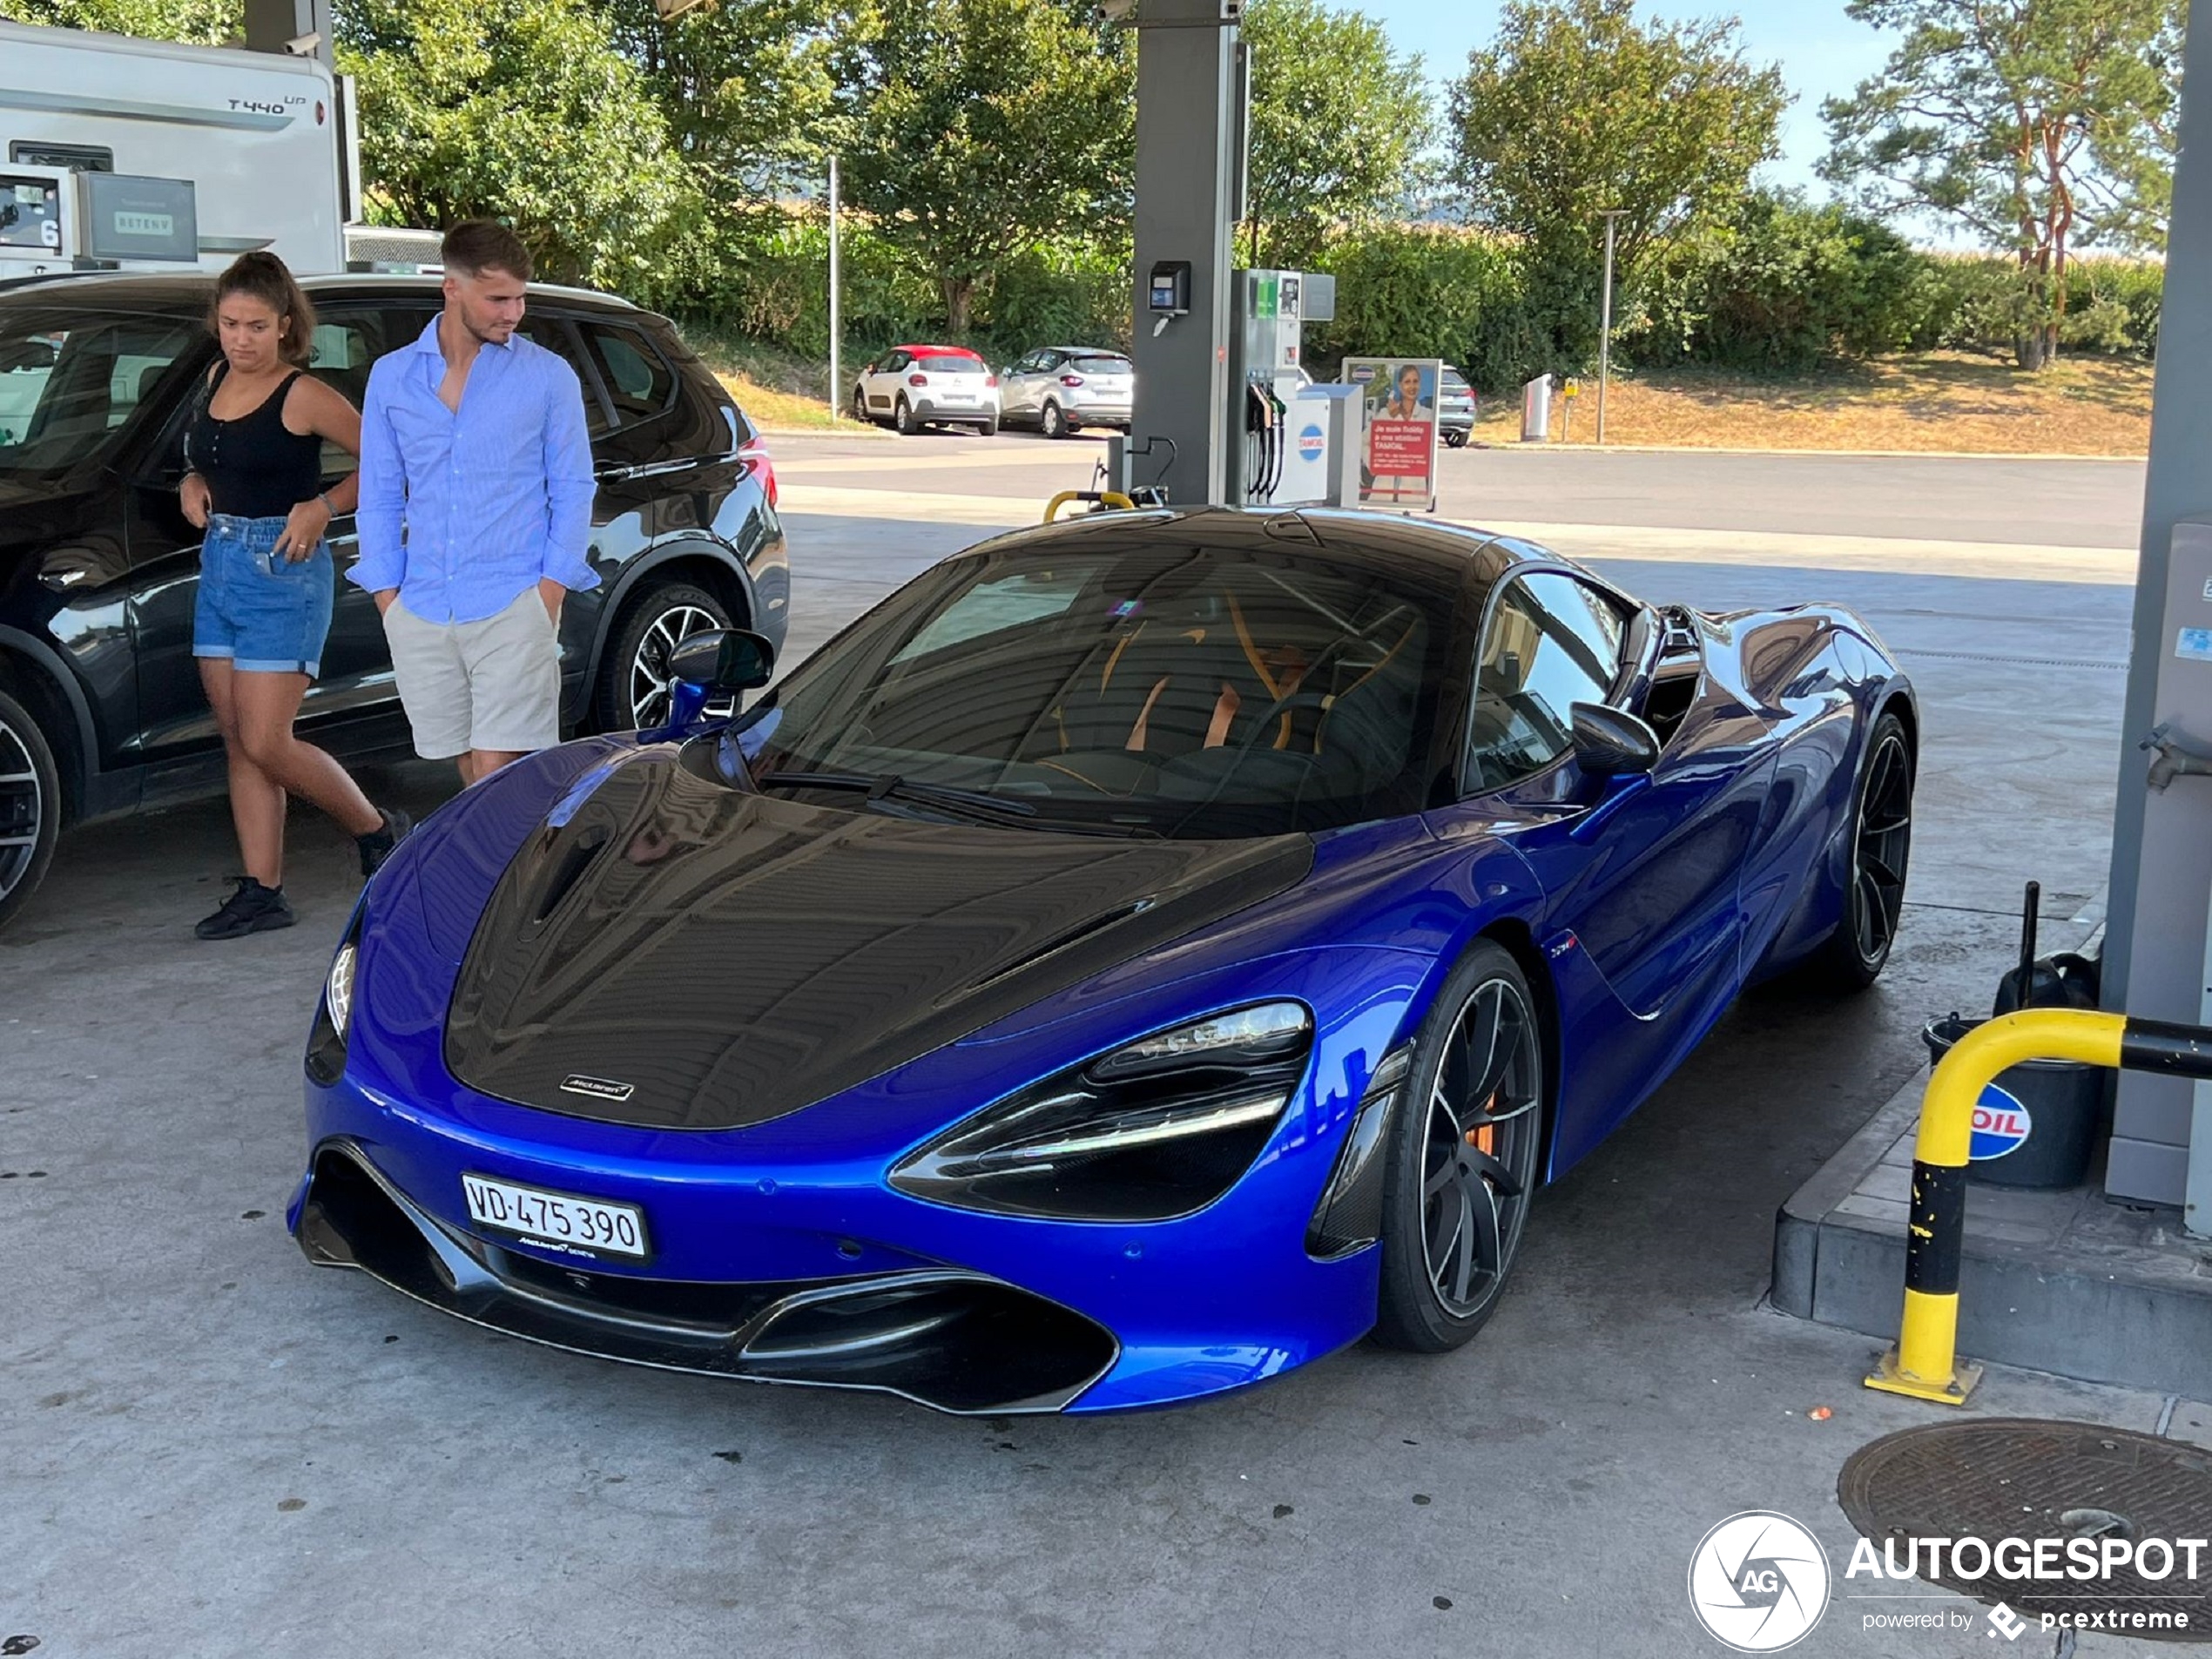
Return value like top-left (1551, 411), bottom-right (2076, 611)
top-left (1342, 357), bottom-right (1442, 511)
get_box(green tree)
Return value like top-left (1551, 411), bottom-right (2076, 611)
top-left (1239, 0), bottom-right (1432, 268)
top-left (339, 0), bottom-right (695, 299)
top-left (600, 0), bottom-right (842, 211)
top-left (1447, 0), bottom-right (1787, 366)
top-left (833, 0), bottom-right (1132, 336)
top-left (1822, 0), bottom-right (2183, 368)
top-left (0, 0), bottom-right (233, 40)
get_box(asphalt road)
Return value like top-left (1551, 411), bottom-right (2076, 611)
top-left (4, 450), bottom-right (2194, 1659)
top-left (770, 428), bottom-right (2148, 550)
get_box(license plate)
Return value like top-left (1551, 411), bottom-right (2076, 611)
top-left (462, 1173), bottom-right (649, 1259)
top-left (941, 392), bottom-right (977, 404)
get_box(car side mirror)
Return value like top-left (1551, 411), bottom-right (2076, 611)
top-left (655, 628), bottom-right (776, 738)
top-left (1569, 702), bottom-right (1660, 777)
top-left (671, 627), bottom-right (774, 693)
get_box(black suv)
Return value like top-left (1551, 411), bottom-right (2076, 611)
top-left (0, 272), bottom-right (789, 927)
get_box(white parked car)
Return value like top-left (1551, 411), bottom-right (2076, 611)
top-left (999, 346), bottom-right (1133, 438)
top-left (850, 344), bottom-right (1001, 435)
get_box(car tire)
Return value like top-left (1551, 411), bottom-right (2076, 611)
top-left (1805, 709), bottom-right (1914, 991)
top-left (0, 686), bottom-right (60, 933)
top-left (894, 396), bottom-right (920, 436)
top-left (1444, 430), bottom-right (1469, 449)
top-left (592, 578), bottom-right (735, 734)
top-left (1372, 940), bottom-right (1546, 1353)
top-left (978, 415), bottom-right (1000, 437)
top-left (1041, 401), bottom-right (1069, 440)
top-left (851, 385), bottom-right (870, 423)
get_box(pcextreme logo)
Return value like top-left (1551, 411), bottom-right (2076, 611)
top-left (1688, 1512), bottom-right (1832, 1652)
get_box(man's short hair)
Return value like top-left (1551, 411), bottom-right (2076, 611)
top-left (441, 219), bottom-right (533, 283)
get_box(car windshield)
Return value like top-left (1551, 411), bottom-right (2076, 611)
top-left (0, 307), bottom-right (199, 477)
top-left (739, 533), bottom-right (1458, 839)
top-left (915, 354), bottom-right (985, 375)
top-left (1071, 355), bottom-right (1130, 375)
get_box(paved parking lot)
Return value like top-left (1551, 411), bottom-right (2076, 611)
top-left (3, 456), bottom-right (2190, 1658)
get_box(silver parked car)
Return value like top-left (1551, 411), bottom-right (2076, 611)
top-left (999, 346), bottom-right (1133, 438)
top-left (1439, 368), bottom-right (1476, 448)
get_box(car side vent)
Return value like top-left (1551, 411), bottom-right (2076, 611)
top-left (533, 825), bottom-right (610, 924)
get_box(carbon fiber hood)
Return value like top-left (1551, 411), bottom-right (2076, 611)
top-left (442, 753), bottom-right (1314, 1131)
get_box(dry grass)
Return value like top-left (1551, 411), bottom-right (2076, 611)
top-left (713, 370), bottom-right (856, 432)
top-left (1472, 350), bottom-right (2153, 456)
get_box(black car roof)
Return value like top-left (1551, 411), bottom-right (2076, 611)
top-left (0, 269), bottom-right (641, 316)
top-left (958, 505), bottom-right (1541, 587)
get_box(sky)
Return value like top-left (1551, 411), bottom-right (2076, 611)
top-left (1357, 0), bottom-right (1896, 200)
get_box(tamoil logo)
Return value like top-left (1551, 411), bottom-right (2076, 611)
top-left (1969, 1082), bottom-right (2033, 1160)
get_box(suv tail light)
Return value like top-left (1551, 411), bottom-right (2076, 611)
top-left (739, 437), bottom-right (778, 508)
top-left (1060, 374), bottom-right (1085, 388)
top-left (907, 373), bottom-right (928, 388)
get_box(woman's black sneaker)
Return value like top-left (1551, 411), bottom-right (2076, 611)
top-left (195, 877), bottom-right (295, 940)
top-left (356, 806), bottom-right (413, 877)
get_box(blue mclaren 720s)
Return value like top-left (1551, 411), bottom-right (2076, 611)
top-left (290, 506), bottom-right (1916, 1414)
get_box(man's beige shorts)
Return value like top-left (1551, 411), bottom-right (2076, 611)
top-left (381, 588), bottom-right (562, 759)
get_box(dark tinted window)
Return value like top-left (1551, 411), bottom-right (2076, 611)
top-left (1071, 355), bottom-right (1130, 374)
top-left (522, 316), bottom-right (611, 437)
top-left (581, 322), bottom-right (677, 422)
top-left (1467, 573), bottom-right (1629, 791)
top-left (0, 308), bottom-right (198, 476)
top-left (306, 307), bottom-right (420, 480)
top-left (742, 537), bottom-right (1454, 839)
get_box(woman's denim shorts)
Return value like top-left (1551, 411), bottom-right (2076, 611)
top-left (191, 513), bottom-right (334, 679)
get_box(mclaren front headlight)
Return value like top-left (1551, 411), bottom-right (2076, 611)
top-left (306, 910), bottom-right (364, 1086)
top-left (890, 1002), bottom-right (1314, 1222)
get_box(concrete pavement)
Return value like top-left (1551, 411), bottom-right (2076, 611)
top-left (2, 448), bottom-right (2194, 1659)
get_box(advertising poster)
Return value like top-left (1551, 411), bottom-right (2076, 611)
top-left (1342, 356), bottom-right (1442, 512)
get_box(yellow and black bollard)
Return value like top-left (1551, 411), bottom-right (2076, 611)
top-left (1865, 1008), bottom-right (2212, 1405)
top-left (1043, 490), bottom-right (1136, 524)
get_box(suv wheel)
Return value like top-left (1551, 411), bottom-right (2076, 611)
top-left (1041, 401), bottom-right (1069, 440)
top-left (851, 385), bottom-right (870, 423)
top-left (894, 395), bottom-right (921, 435)
top-left (594, 579), bottom-right (734, 733)
top-left (0, 687), bottom-right (60, 930)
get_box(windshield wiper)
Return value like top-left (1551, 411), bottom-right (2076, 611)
top-left (753, 769), bottom-right (1040, 826)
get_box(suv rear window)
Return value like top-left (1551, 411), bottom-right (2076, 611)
top-left (915, 354), bottom-right (985, 375)
top-left (1070, 356), bottom-right (1130, 374)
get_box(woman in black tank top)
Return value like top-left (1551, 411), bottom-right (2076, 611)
top-left (181, 252), bottom-right (409, 941)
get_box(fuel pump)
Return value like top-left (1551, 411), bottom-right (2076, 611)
top-left (1228, 268), bottom-right (1336, 506)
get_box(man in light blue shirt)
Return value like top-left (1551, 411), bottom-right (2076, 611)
top-left (354, 219), bottom-right (597, 784)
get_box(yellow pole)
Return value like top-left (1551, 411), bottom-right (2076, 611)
top-left (1865, 1008), bottom-right (2125, 1404)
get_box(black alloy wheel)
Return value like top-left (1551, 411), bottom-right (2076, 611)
top-left (593, 580), bottom-right (734, 733)
top-left (1811, 709), bottom-right (1913, 990)
top-left (894, 395), bottom-right (920, 435)
top-left (0, 687), bottom-right (60, 931)
top-left (1041, 401), bottom-right (1069, 440)
top-left (1373, 941), bottom-right (1546, 1352)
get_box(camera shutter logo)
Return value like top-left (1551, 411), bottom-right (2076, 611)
top-left (1688, 1512), bottom-right (1832, 1652)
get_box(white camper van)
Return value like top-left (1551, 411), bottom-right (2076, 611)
top-left (0, 19), bottom-right (345, 276)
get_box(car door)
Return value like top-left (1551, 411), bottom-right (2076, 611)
top-left (1005, 351), bottom-right (1048, 420)
top-left (866, 352), bottom-right (907, 416)
top-left (1453, 570), bottom-right (1775, 1164)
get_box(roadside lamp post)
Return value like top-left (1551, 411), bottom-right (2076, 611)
top-left (1597, 209), bottom-right (1623, 446)
top-left (828, 153), bottom-right (841, 421)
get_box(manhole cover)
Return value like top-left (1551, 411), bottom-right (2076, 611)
top-left (1838, 1420), bottom-right (2212, 1642)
